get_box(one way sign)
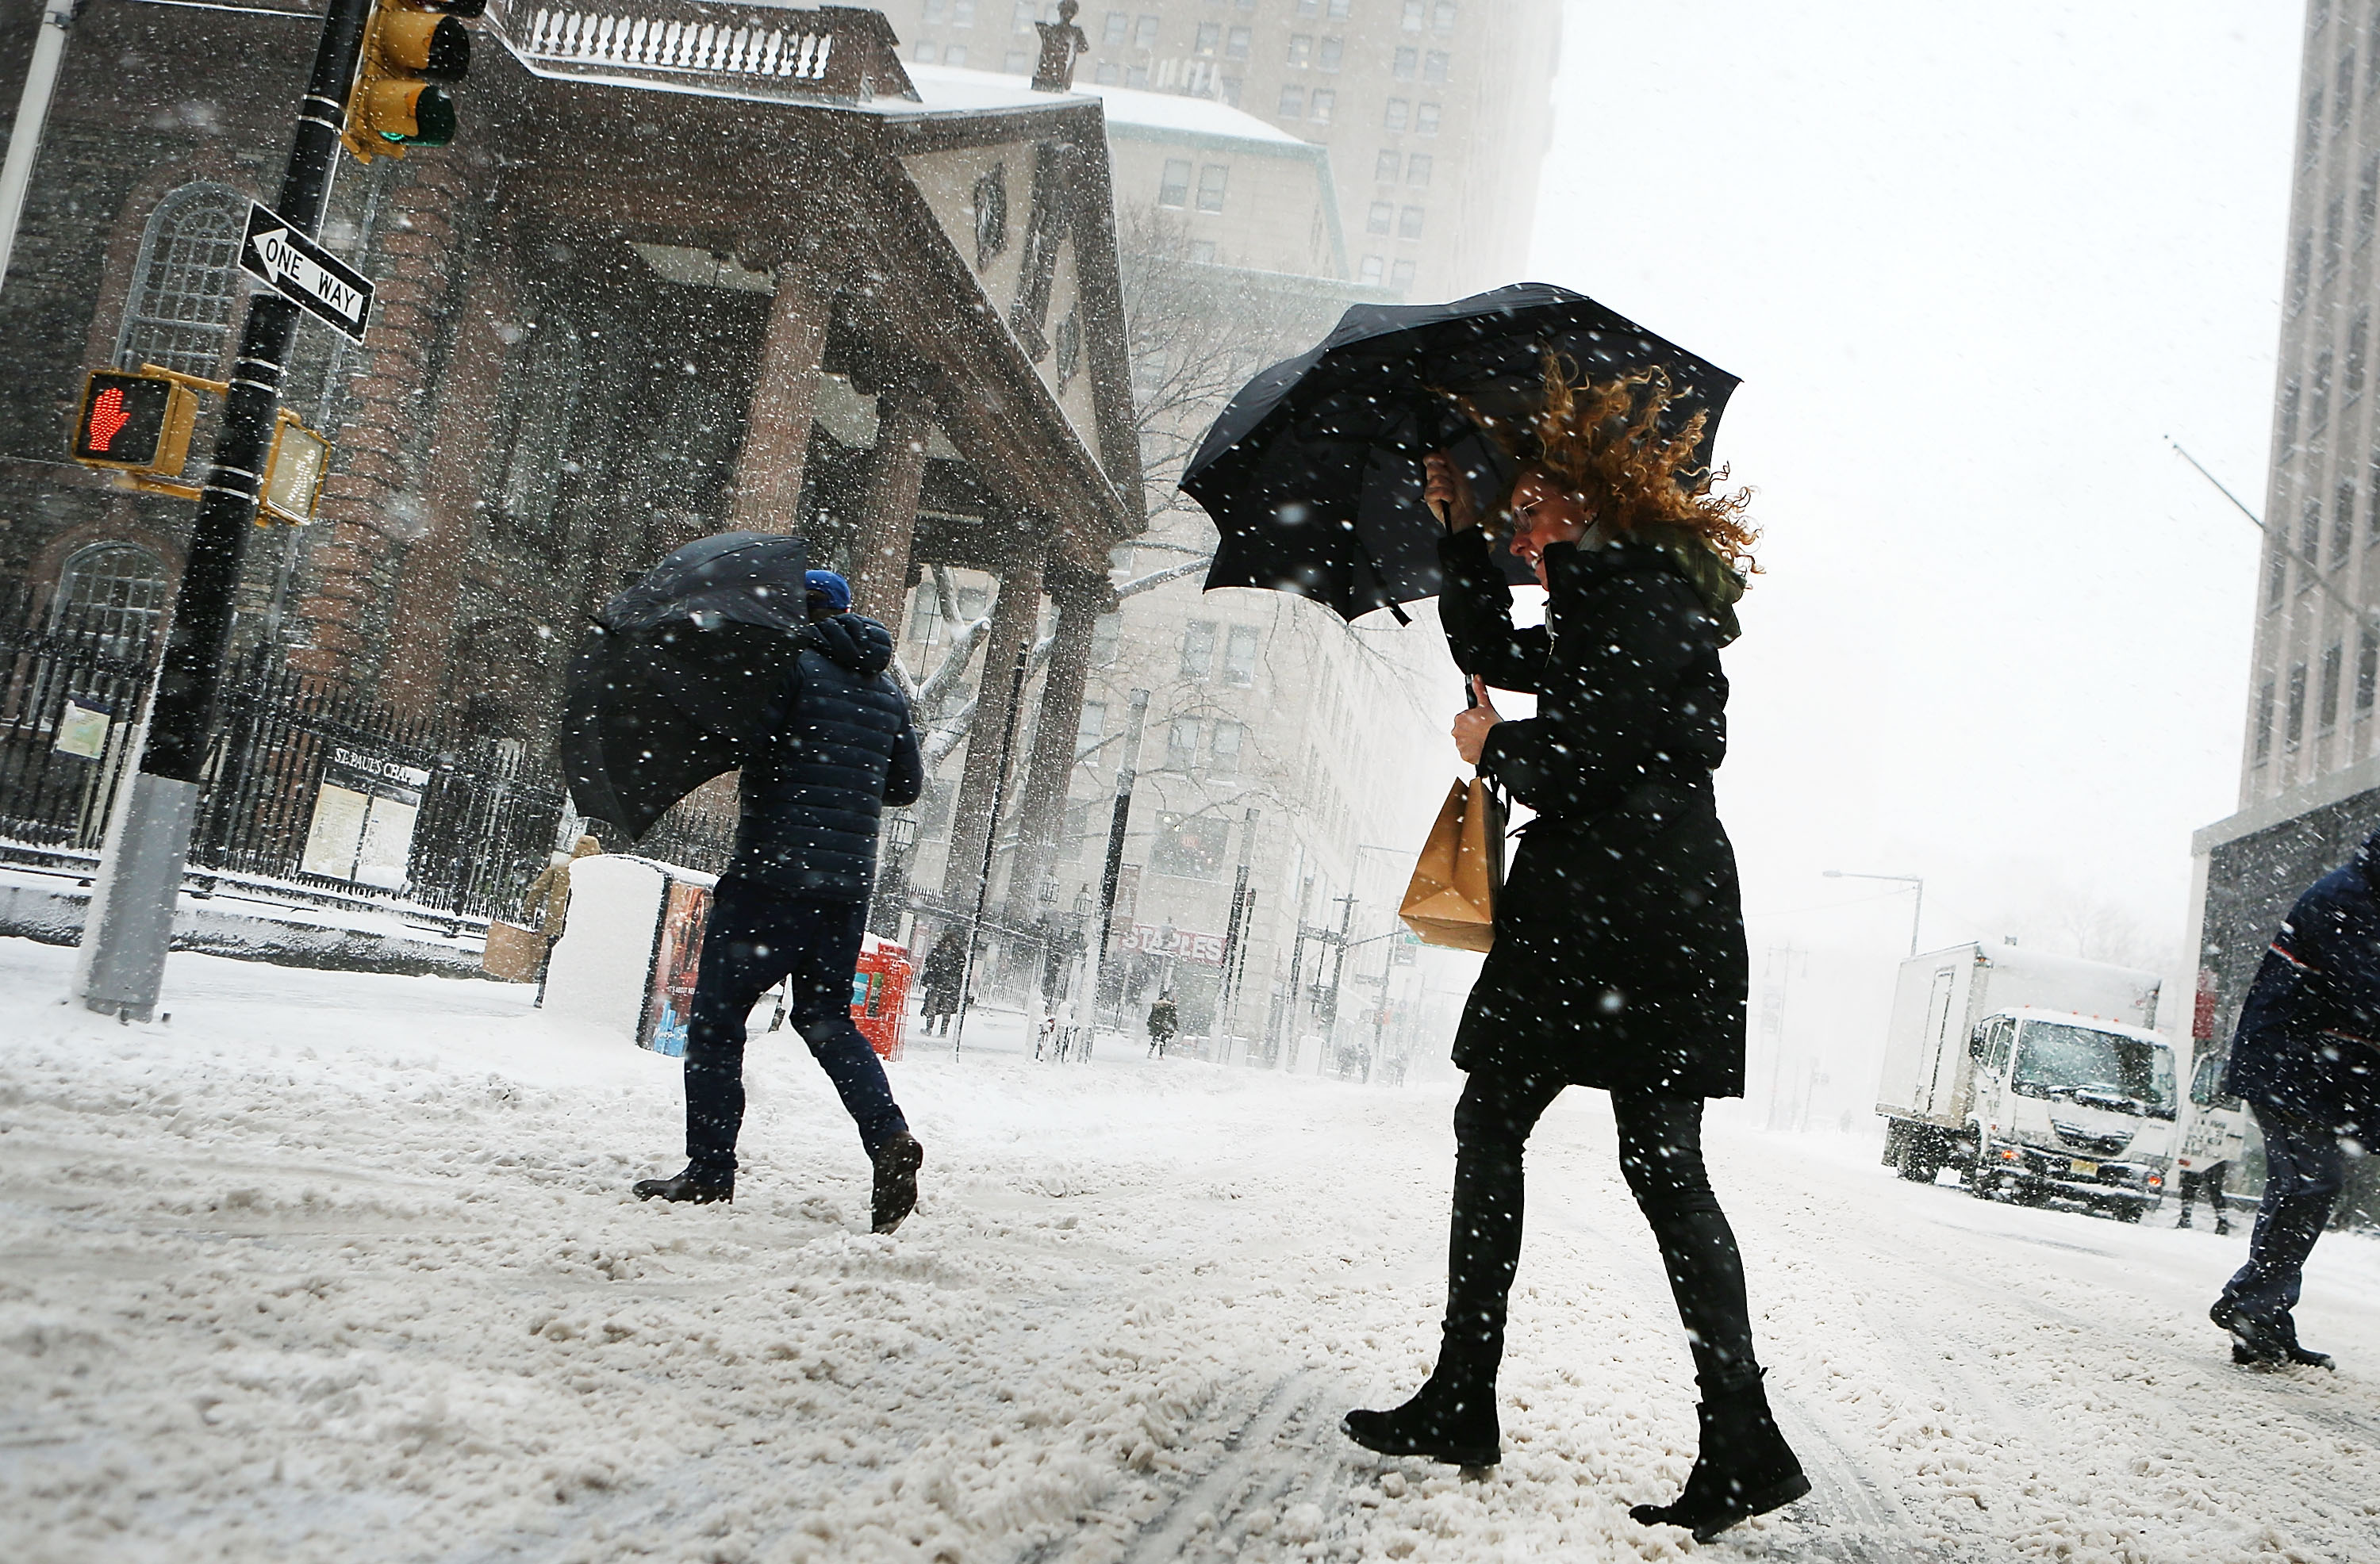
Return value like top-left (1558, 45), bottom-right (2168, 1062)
top-left (240, 201), bottom-right (374, 343)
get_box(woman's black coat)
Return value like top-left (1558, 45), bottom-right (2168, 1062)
top-left (1438, 527), bottom-right (1748, 1098)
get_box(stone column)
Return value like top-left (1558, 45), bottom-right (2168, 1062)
top-left (940, 548), bottom-right (1046, 910)
top-left (727, 258), bottom-right (835, 534)
top-left (847, 384), bottom-right (936, 627)
top-left (1002, 582), bottom-right (1104, 926)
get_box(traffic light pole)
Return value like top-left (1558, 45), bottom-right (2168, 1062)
top-left (76, 0), bottom-right (375, 1020)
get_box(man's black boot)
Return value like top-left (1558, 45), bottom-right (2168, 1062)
top-left (872, 1131), bottom-right (924, 1234)
top-left (1342, 1337), bottom-right (1501, 1469)
top-left (1630, 1373), bottom-right (1811, 1543)
top-left (633, 1167), bottom-right (733, 1204)
top-left (2212, 1298), bottom-right (2287, 1363)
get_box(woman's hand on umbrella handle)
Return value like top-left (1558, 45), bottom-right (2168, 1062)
top-left (1424, 452), bottom-right (1480, 535)
top-left (1453, 676), bottom-right (1501, 764)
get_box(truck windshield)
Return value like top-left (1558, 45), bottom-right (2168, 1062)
top-left (2011, 1022), bottom-right (2177, 1119)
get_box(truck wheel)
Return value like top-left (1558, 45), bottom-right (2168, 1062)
top-left (1896, 1137), bottom-right (1939, 1183)
top-left (2113, 1203), bottom-right (2144, 1224)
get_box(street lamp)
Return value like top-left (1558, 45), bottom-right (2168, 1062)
top-left (1824, 869), bottom-right (1924, 956)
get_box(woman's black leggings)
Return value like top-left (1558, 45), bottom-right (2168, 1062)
top-left (1441, 1070), bottom-right (1760, 1394)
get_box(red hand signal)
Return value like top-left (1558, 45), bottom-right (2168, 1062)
top-left (87, 385), bottom-right (131, 451)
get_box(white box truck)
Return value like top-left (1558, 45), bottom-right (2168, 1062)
top-left (1875, 944), bottom-right (2180, 1221)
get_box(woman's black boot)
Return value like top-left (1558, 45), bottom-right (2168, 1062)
top-left (1630, 1373), bottom-right (1810, 1542)
top-left (1342, 1341), bottom-right (1500, 1468)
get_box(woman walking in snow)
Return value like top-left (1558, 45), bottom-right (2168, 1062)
top-left (1342, 360), bottom-right (1807, 1543)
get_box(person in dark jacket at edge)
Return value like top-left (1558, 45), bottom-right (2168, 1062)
top-left (634, 569), bottom-right (929, 1233)
top-left (2207, 830), bottom-right (2380, 1369)
top-left (1342, 360), bottom-right (1808, 1544)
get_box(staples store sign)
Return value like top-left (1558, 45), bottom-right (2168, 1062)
top-left (1119, 923), bottom-right (1226, 965)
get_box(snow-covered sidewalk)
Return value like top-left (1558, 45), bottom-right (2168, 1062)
top-left (2, 937), bottom-right (2374, 1564)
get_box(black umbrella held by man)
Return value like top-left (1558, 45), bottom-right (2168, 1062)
top-left (1185, 283), bottom-right (1806, 1543)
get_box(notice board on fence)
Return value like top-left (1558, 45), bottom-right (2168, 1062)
top-left (300, 744), bottom-right (430, 889)
top-left (639, 878), bottom-right (712, 1057)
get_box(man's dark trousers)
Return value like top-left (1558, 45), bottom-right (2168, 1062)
top-left (2219, 1102), bottom-right (2348, 1324)
top-left (683, 874), bottom-right (908, 1183)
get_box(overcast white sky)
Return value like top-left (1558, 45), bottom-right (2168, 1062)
top-left (1514, 3), bottom-right (2304, 1034)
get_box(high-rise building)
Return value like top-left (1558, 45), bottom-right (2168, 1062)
top-left (2191, 5), bottom-right (2380, 1211)
top-left (877, 0), bottom-right (1564, 298)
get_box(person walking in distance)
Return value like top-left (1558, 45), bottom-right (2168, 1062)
top-left (635, 570), bottom-right (928, 1233)
top-left (919, 930), bottom-right (966, 1037)
top-left (1342, 361), bottom-right (1807, 1543)
top-left (2207, 830), bottom-right (2380, 1368)
top-left (2175, 1047), bottom-right (2246, 1236)
top-left (1146, 991), bottom-right (1179, 1058)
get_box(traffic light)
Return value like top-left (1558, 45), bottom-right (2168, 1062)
top-left (71, 370), bottom-right (198, 476)
top-left (344, 0), bottom-right (484, 162)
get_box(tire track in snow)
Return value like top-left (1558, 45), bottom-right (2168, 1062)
top-left (1109, 1370), bottom-right (1331, 1564)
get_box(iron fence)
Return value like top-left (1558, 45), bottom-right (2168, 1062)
top-left (0, 583), bottom-right (575, 926)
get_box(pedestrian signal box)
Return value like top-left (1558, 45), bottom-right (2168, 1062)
top-left (71, 370), bottom-right (194, 472)
top-left (261, 413), bottom-right (331, 526)
top-left (344, 0), bottom-right (485, 162)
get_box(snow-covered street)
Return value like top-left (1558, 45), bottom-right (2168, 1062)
top-left (3, 937), bottom-right (2374, 1564)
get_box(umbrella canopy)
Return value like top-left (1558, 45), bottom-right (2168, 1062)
top-left (1184, 282), bottom-right (1739, 622)
top-left (560, 532), bottom-right (810, 840)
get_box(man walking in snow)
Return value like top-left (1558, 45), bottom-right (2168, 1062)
top-left (2208, 829), bottom-right (2380, 1369)
top-left (635, 570), bottom-right (928, 1233)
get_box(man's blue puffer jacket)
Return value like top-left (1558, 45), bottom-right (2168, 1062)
top-left (728, 613), bottom-right (922, 900)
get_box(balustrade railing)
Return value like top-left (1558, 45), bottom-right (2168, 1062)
top-left (489, 0), bottom-right (916, 102)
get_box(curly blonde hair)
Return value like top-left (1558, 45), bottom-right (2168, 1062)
top-left (1458, 353), bottom-right (1759, 577)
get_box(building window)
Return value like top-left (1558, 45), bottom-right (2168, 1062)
top-left (1159, 158), bottom-right (1192, 206)
top-left (1211, 720), bottom-right (1245, 776)
top-left (2288, 661), bottom-right (2309, 746)
top-left (2340, 48), bottom-right (2358, 128)
top-left (1391, 257), bottom-right (1416, 289)
top-left (1196, 163), bottom-right (1229, 213)
top-left (1394, 45), bottom-right (1417, 78)
top-left (1417, 101), bottom-right (1441, 135)
top-left (1223, 623), bottom-right (1259, 685)
top-left (2263, 542), bottom-right (2286, 610)
top-left (1226, 25), bottom-right (1250, 59)
top-left (1375, 149), bottom-right (1401, 181)
top-left (914, 40), bottom-right (938, 61)
top-left (2364, 154), bottom-right (2380, 249)
top-left (1433, 0), bottom-right (1457, 28)
top-left (1309, 89), bottom-right (1334, 123)
top-left (1359, 255), bottom-right (1385, 283)
top-left (2351, 309), bottom-right (2371, 404)
top-left (2255, 680), bottom-right (2276, 763)
top-left (1180, 619), bottom-right (1217, 677)
top-left (1329, 0), bottom-right (1349, 14)
top-left (1407, 152), bottom-right (1434, 186)
top-left (2300, 495), bottom-right (2323, 566)
top-left (1398, 205), bottom-right (1425, 240)
top-left (1090, 612), bottom-right (1121, 665)
top-left (1133, 13), bottom-right (1157, 48)
top-left (2325, 194), bottom-right (2347, 282)
top-left (116, 183), bottom-right (246, 379)
top-left (1094, 58), bottom-right (1117, 82)
top-left (946, 43), bottom-right (969, 64)
top-left (2313, 349), bottom-right (2335, 437)
top-left (2305, 88), bottom-right (2328, 169)
top-left (1103, 9), bottom-right (1127, 44)
top-left (2282, 376), bottom-right (2302, 454)
top-left (1150, 811), bottom-right (1227, 879)
top-left (1319, 36), bottom-right (1342, 71)
top-left (1219, 75), bottom-right (1241, 105)
top-left (1077, 699), bottom-right (1107, 759)
top-left (1004, 48), bottom-right (1029, 71)
top-left (1296, 0), bottom-right (1317, 11)
top-left (2360, 631), bottom-right (2378, 715)
top-left (2290, 230), bottom-right (2314, 314)
top-left (1195, 20), bottom-right (1219, 53)
top-left (925, 0), bottom-right (946, 17)
top-left (2337, 479), bottom-right (2359, 564)
top-left (2322, 641), bottom-right (2345, 732)
top-left (1012, 0), bottom-right (1038, 33)
top-left (1287, 33), bottom-right (1311, 66)
top-left (1279, 84), bottom-right (1306, 117)
top-left (487, 315), bottom-right (583, 547)
top-left (1424, 50), bottom-right (1450, 83)
top-left (1402, 0), bottom-right (1423, 29)
top-left (1368, 201), bottom-right (1394, 234)
top-left (51, 542), bottom-right (170, 657)
top-left (1189, 239), bottom-right (1215, 263)
top-left (1384, 98), bottom-right (1411, 131)
top-left (1165, 717), bottom-right (1200, 771)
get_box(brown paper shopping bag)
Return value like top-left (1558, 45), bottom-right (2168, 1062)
top-left (481, 920), bottom-right (549, 983)
top-left (1399, 776), bottom-right (1507, 953)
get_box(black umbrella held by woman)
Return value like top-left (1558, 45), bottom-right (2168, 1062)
top-left (1184, 282), bottom-right (1738, 623)
top-left (1236, 333), bottom-right (1808, 1541)
top-left (560, 531), bottom-right (812, 841)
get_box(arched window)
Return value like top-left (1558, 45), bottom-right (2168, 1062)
top-left (115, 184), bottom-right (248, 378)
top-left (486, 314), bottom-right (584, 547)
top-left (52, 543), bottom-right (170, 657)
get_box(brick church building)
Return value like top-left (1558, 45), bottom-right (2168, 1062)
top-left (0, 2), bottom-right (1142, 898)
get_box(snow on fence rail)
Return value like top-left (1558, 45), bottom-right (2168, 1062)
top-left (487, 0), bottom-right (919, 102)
